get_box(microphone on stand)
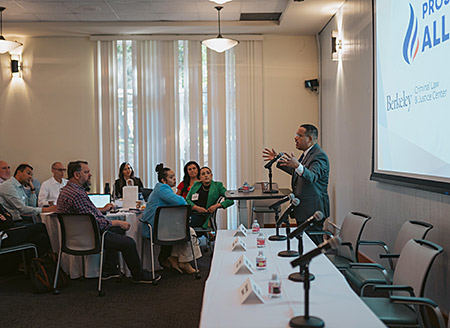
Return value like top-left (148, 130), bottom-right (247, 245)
top-left (264, 152), bottom-right (284, 169)
top-left (276, 198), bottom-right (300, 226)
top-left (288, 211), bottom-right (324, 239)
top-left (268, 193), bottom-right (295, 210)
top-left (288, 237), bottom-right (341, 328)
top-left (291, 237), bottom-right (341, 268)
top-left (277, 198), bottom-right (301, 258)
top-left (287, 211), bottom-right (323, 283)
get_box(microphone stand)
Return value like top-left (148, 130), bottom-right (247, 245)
top-left (288, 234), bottom-right (315, 282)
top-left (263, 166), bottom-right (278, 194)
top-left (289, 261), bottom-right (324, 328)
top-left (268, 206), bottom-right (286, 241)
top-left (278, 209), bottom-right (299, 258)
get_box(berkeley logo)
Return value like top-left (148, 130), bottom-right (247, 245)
top-left (403, 3), bottom-right (419, 64)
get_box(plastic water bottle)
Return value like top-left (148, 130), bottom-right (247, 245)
top-left (251, 220), bottom-right (260, 234)
top-left (256, 251), bottom-right (267, 270)
top-left (269, 274), bottom-right (281, 298)
top-left (257, 233), bottom-right (265, 248)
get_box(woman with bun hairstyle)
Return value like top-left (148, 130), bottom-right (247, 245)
top-left (176, 161), bottom-right (200, 198)
top-left (142, 163), bottom-right (201, 274)
top-left (114, 162), bottom-right (144, 198)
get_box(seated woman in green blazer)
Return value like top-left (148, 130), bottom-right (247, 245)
top-left (186, 167), bottom-right (234, 228)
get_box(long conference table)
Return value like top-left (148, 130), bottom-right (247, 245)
top-left (200, 229), bottom-right (386, 328)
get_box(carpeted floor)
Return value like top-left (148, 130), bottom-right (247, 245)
top-left (0, 250), bottom-right (211, 328)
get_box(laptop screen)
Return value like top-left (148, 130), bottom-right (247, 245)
top-left (88, 194), bottom-right (111, 208)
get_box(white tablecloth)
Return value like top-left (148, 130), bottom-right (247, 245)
top-left (200, 229), bottom-right (386, 328)
top-left (40, 211), bottom-right (159, 279)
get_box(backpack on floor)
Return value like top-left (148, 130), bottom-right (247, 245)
top-left (30, 253), bottom-right (70, 293)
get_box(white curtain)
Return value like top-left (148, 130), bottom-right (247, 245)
top-left (95, 39), bottom-right (263, 229)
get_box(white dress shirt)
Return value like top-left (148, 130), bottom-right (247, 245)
top-left (38, 177), bottom-right (68, 207)
top-left (295, 144), bottom-right (314, 176)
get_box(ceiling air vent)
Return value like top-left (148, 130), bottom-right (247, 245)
top-left (240, 12), bottom-right (282, 21)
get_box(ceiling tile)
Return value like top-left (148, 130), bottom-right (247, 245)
top-left (14, 1), bottom-right (72, 14)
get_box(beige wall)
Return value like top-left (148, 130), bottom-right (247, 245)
top-left (1, 35), bottom-right (317, 192)
top-left (319, 0), bottom-right (449, 314)
top-left (0, 37), bottom-right (99, 191)
top-left (261, 35), bottom-right (319, 187)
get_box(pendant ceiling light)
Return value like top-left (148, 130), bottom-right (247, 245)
top-left (0, 7), bottom-right (22, 54)
top-left (202, 6), bottom-right (239, 53)
top-left (209, 0), bottom-right (232, 4)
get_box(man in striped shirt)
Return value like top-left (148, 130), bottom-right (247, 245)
top-left (57, 160), bottom-right (159, 284)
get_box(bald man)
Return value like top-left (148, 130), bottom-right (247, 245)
top-left (38, 162), bottom-right (68, 207)
top-left (0, 161), bottom-right (11, 183)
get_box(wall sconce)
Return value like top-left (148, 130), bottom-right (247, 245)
top-left (331, 30), bottom-right (342, 61)
top-left (10, 53), bottom-right (22, 78)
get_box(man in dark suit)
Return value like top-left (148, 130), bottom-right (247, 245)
top-left (263, 124), bottom-right (330, 244)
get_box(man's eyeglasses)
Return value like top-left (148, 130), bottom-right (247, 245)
top-left (54, 169), bottom-right (67, 172)
top-left (295, 134), bottom-right (307, 138)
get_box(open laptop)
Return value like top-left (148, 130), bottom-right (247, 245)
top-left (88, 194), bottom-right (111, 208)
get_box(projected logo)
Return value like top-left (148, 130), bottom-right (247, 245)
top-left (402, 3), bottom-right (419, 65)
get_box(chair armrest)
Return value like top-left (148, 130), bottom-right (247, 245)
top-left (390, 296), bottom-right (437, 307)
top-left (373, 285), bottom-right (415, 296)
top-left (308, 231), bottom-right (334, 237)
top-left (379, 253), bottom-right (400, 259)
top-left (390, 296), bottom-right (446, 328)
top-left (349, 262), bottom-right (390, 284)
top-left (1, 226), bottom-right (27, 248)
top-left (341, 242), bottom-right (354, 252)
top-left (2, 225), bottom-right (26, 233)
top-left (359, 240), bottom-right (390, 254)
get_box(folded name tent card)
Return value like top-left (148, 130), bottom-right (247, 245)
top-left (231, 237), bottom-right (247, 252)
top-left (239, 277), bottom-right (265, 304)
top-left (123, 186), bottom-right (138, 209)
top-left (234, 255), bottom-right (255, 275)
top-left (233, 224), bottom-right (248, 237)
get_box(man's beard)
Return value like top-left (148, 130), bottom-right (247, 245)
top-left (82, 180), bottom-right (91, 189)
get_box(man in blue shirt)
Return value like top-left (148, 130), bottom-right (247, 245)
top-left (0, 164), bottom-right (56, 221)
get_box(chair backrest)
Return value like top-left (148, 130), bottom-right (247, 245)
top-left (390, 220), bottom-right (433, 269)
top-left (393, 239), bottom-right (443, 297)
top-left (393, 220), bottom-right (433, 255)
top-left (154, 205), bottom-right (191, 245)
top-left (142, 188), bottom-right (153, 202)
top-left (57, 213), bottom-right (101, 255)
top-left (337, 212), bottom-right (371, 261)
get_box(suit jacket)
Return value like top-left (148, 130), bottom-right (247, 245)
top-left (186, 181), bottom-right (234, 228)
top-left (277, 143), bottom-right (330, 223)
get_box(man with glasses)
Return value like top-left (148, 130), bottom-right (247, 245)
top-left (0, 160), bottom-right (11, 183)
top-left (263, 124), bottom-right (329, 244)
top-left (38, 162), bottom-right (68, 207)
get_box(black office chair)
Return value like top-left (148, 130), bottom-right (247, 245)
top-left (345, 220), bottom-right (433, 294)
top-left (361, 239), bottom-right (443, 328)
top-left (142, 205), bottom-right (200, 280)
top-left (142, 188), bottom-right (153, 202)
top-left (53, 213), bottom-right (108, 296)
top-left (0, 226), bottom-right (38, 276)
top-left (189, 196), bottom-right (223, 253)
